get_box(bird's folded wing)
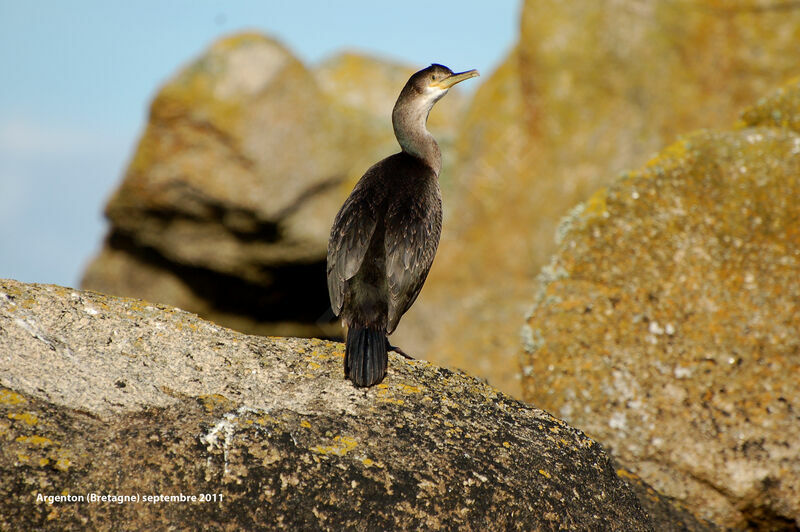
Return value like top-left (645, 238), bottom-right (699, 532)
top-left (384, 189), bottom-right (442, 334)
top-left (327, 189), bottom-right (379, 316)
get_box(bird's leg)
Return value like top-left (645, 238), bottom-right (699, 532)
top-left (386, 340), bottom-right (415, 360)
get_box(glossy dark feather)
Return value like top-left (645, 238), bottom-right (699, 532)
top-left (384, 163), bottom-right (442, 333)
top-left (326, 164), bottom-right (385, 315)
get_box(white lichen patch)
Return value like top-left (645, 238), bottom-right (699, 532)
top-left (200, 406), bottom-right (258, 476)
top-left (520, 325), bottom-right (544, 355)
top-left (608, 412), bottom-right (627, 430)
top-left (555, 203), bottom-right (586, 245)
top-left (673, 366), bottom-right (692, 379)
top-left (471, 471), bottom-right (488, 483)
top-left (13, 318), bottom-right (74, 359)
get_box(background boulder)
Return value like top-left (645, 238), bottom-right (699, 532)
top-left (521, 78), bottom-right (800, 529)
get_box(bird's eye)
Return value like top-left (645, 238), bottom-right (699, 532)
top-left (431, 75), bottom-right (436, 81)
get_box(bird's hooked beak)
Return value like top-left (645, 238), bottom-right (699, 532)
top-left (433, 69), bottom-right (480, 90)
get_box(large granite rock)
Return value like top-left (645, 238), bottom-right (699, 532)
top-left (402, 0), bottom-right (800, 398)
top-left (81, 35), bottom-right (465, 341)
top-left (521, 78), bottom-right (800, 529)
top-left (0, 279), bottom-right (711, 530)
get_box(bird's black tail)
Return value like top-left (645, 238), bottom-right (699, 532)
top-left (345, 326), bottom-right (388, 387)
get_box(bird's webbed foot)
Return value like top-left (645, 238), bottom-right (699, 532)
top-left (387, 342), bottom-right (415, 360)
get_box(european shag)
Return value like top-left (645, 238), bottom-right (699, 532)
top-left (327, 64), bottom-right (479, 387)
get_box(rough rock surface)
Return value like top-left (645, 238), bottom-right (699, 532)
top-left (81, 35), bottom-right (465, 341)
top-left (521, 78), bottom-right (800, 529)
top-left (0, 278), bottom-right (712, 530)
top-left (407, 0), bottom-right (800, 398)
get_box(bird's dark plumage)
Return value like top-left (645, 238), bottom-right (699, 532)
top-left (327, 64), bottom-right (478, 387)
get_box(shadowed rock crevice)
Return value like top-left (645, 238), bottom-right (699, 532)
top-left (741, 505), bottom-right (799, 532)
top-left (109, 168), bottom-right (349, 247)
top-left (111, 204), bottom-right (283, 246)
top-left (100, 231), bottom-right (337, 336)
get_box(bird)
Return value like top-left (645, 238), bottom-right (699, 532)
top-left (327, 63), bottom-right (479, 387)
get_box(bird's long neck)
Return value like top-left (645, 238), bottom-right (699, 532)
top-left (392, 91), bottom-right (442, 176)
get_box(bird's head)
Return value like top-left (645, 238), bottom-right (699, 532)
top-left (405, 63), bottom-right (480, 106)
top-left (392, 63), bottom-right (479, 167)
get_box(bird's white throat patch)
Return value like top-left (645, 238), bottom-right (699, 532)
top-left (422, 85), bottom-right (448, 106)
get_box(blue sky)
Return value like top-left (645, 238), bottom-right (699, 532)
top-left (0, 1), bottom-right (520, 287)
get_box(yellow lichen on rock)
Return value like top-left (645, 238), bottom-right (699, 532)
top-left (198, 394), bottom-right (233, 413)
top-left (0, 390), bottom-right (25, 406)
top-left (312, 435), bottom-right (358, 457)
top-left (7, 412), bottom-right (38, 426)
top-left (16, 435), bottom-right (53, 447)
